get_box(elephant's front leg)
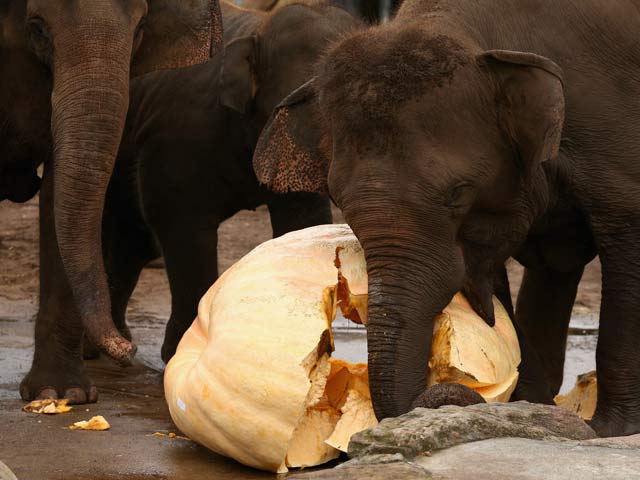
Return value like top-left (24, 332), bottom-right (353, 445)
top-left (591, 222), bottom-right (640, 437)
top-left (19, 162), bottom-right (97, 404)
top-left (151, 216), bottom-right (220, 364)
top-left (515, 265), bottom-right (584, 397)
top-left (267, 192), bottom-right (332, 238)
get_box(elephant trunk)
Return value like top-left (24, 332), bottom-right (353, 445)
top-left (50, 26), bottom-right (135, 365)
top-left (362, 228), bottom-right (464, 420)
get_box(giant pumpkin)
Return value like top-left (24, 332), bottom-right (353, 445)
top-left (164, 224), bottom-right (520, 473)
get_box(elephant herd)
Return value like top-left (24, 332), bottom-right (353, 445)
top-left (2, 0), bottom-right (640, 440)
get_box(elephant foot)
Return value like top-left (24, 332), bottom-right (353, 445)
top-left (20, 360), bottom-right (97, 405)
top-left (411, 383), bottom-right (486, 410)
top-left (590, 410), bottom-right (640, 438)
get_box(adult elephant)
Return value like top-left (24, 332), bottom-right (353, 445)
top-left (100, 0), bottom-right (356, 364)
top-left (252, 0), bottom-right (640, 437)
top-left (1, 0), bottom-right (222, 404)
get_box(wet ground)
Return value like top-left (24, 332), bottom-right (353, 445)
top-left (0, 197), bottom-right (601, 479)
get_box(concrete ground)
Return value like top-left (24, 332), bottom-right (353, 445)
top-left (0, 197), bottom-right (602, 479)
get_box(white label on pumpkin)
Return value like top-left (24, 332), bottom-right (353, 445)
top-left (177, 398), bottom-right (186, 412)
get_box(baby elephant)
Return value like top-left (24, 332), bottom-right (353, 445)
top-left (103, 1), bottom-right (360, 363)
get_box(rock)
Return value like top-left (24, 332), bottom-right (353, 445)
top-left (289, 458), bottom-right (432, 479)
top-left (349, 402), bottom-right (596, 458)
top-left (415, 437), bottom-right (640, 480)
top-left (338, 453), bottom-right (407, 465)
top-left (578, 434), bottom-right (640, 450)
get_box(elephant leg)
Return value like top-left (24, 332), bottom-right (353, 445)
top-left (102, 168), bottom-right (160, 341)
top-left (590, 222), bottom-right (640, 437)
top-left (494, 264), bottom-right (555, 404)
top-left (267, 192), bottom-right (332, 238)
top-left (153, 219), bottom-right (220, 364)
top-left (19, 162), bottom-right (97, 404)
top-left (515, 265), bottom-right (583, 398)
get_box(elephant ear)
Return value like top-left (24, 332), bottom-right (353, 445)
top-left (132, 0), bottom-right (223, 77)
top-left (480, 50), bottom-right (565, 179)
top-left (253, 79), bottom-right (332, 194)
top-left (220, 36), bottom-right (257, 114)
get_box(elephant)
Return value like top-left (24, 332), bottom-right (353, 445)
top-left (3, 0), bottom-right (224, 405)
top-left (252, 0), bottom-right (640, 437)
top-left (237, 0), bottom-right (402, 23)
top-left (94, 1), bottom-right (359, 371)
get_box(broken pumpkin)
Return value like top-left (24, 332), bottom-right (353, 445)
top-left (164, 224), bottom-right (520, 473)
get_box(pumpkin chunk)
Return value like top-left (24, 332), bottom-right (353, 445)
top-left (555, 371), bottom-right (597, 420)
top-left (428, 293), bottom-right (520, 402)
top-left (69, 415), bottom-right (110, 431)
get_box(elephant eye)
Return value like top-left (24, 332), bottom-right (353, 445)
top-left (445, 182), bottom-right (476, 210)
top-left (26, 17), bottom-right (52, 63)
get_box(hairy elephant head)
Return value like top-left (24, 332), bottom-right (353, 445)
top-left (219, 2), bottom-right (359, 143)
top-left (0, 0), bottom-right (222, 364)
top-left (253, 24), bottom-right (565, 419)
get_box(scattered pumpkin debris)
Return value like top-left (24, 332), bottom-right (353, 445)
top-left (555, 371), bottom-right (597, 420)
top-left (69, 415), bottom-right (110, 431)
top-left (151, 432), bottom-right (191, 440)
top-left (23, 399), bottom-right (72, 415)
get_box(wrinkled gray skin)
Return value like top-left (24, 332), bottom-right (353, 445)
top-left (1, 0), bottom-right (223, 404)
top-left (253, 0), bottom-right (640, 437)
top-left (101, 1), bottom-right (357, 364)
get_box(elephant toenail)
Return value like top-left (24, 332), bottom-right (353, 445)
top-left (64, 388), bottom-right (88, 405)
top-left (37, 388), bottom-right (58, 400)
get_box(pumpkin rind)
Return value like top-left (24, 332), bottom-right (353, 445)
top-left (165, 224), bottom-right (521, 473)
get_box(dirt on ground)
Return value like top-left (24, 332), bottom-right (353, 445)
top-left (0, 197), bottom-right (602, 479)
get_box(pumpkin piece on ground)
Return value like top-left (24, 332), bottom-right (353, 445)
top-left (23, 398), bottom-right (72, 414)
top-left (555, 371), bottom-right (597, 420)
top-left (69, 415), bottom-right (110, 431)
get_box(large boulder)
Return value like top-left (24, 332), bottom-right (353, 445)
top-left (349, 402), bottom-right (596, 458)
top-left (415, 437), bottom-right (640, 480)
top-left (578, 434), bottom-right (640, 449)
top-left (292, 403), bottom-right (640, 480)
